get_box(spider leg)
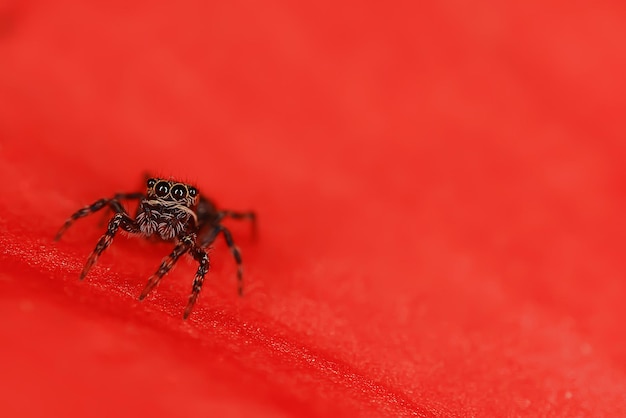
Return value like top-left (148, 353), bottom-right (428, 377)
top-left (138, 240), bottom-right (190, 300)
top-left (200, 224), bottom-right (245, 296)
top-left (97, 193), bottom-right (145, 227)
top-left (79, 212), bottom-right (139, 280)
top-left (183, 244), bottom-right (210, 320)
top-left (115, 192), bottom-right (145, 219)
top-left (55, 196), bottom-right (135, 241)
top-left (218, 210), bottom-right (257, 239)
top-left (199, 225), bottom-right (220, 248)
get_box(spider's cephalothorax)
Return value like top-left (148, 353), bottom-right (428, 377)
top-left (54, 177), bottom-right (256, 319)
top-left (137, 179), bottom-right (199, 240)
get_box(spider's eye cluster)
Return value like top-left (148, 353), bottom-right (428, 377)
top-left (155, 181), bottom-right (170, 198)
top-left (148, 178), bottom-right (196, 202)
top-left (171, 184), bottom-right (187, 200)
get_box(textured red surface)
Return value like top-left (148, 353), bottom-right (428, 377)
top-left (2, 1), bottom-right (626, 416)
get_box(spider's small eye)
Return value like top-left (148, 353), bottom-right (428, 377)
top-left (188, 187), bottom-right (197, 197)
top-left (155, 181), bottom-right (170, 198)
top-left (171, 184), bottom-right (187, 200)
top-left (147, 178), bottom-right (157, 188)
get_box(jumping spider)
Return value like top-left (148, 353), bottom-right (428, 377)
top-left (55, 177), bottom-right (256, 319)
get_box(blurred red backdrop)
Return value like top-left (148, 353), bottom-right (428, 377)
top-left (1, 0), bottom-right (626, 416)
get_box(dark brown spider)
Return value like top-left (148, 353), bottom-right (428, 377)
top-left (54, 177), bottom-right (256, 319)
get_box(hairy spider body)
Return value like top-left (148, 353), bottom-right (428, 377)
top-left (55, 177), bottom-right (256, 319)
top-left (136, 199), bottom-right (197, 240)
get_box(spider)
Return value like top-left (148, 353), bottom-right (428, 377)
top-left (54, 177), bottom-right (256, 319)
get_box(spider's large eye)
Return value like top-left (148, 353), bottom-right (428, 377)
top-left (171, 184), bottom-right (187, 200)
top-left (155, 181), bottom-right (170, 198)
top-left (147, 178), bottom-right (157, 188)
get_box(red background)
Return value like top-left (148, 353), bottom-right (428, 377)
top-left (1, 1), bottom-right (626, 416)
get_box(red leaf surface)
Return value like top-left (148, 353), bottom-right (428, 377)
top-left (2, 1), bottom-right (626, 416)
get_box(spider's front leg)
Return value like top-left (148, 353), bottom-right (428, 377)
top-left (138, 235), bottom-right (210, 320)
top-left (97, 192), bottom-right (145, 227)
top-left (55, 196), bottom-right (133, 241)
top-left (79, 212), bottom-right (140, 280)
top-left (138, 239), bottom-right (190, 300)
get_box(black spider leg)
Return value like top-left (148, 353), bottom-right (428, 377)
top-left (79, 212), bottom-right (140, 280)
top-left (96, 193), bottom-right (145, 227)
top-left (219, 210), bottom-right (257, 239)
top-left (55, 196), bottom-right (139, 241)
top-left (200, 224), bottom-right (245, 296)
top-left (138, 239), bottom-right (190, 300)
top-left (183, 242), bottom-right (210, 319)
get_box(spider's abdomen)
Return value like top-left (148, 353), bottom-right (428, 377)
top-left (136, 200), bottom-right (197, 241)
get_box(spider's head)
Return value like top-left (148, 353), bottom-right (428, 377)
top-left (146, 178), bottom-right (199, 207)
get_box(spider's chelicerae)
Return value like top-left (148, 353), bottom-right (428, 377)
top-left (55, 177), bottom-right (256, 319)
